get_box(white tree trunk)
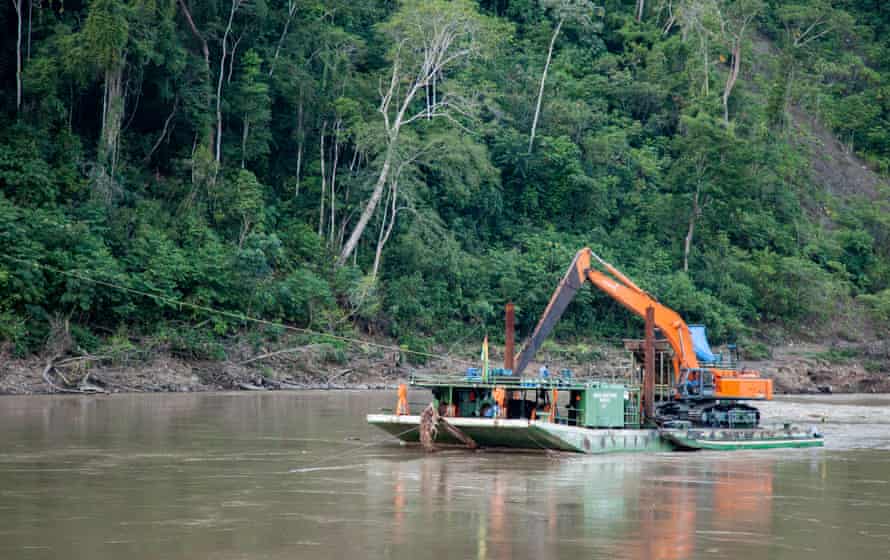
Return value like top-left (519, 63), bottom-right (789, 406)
top-left (176, 0), bottom-right (214, 158)
top-left (294, 91), bottom-right (304, 197)
top-left (269, 1), bottom-right (297, 77)
top-left (372, 182), bottom-right (398, 281)
top-left (702, 35), bottom-right (709, 96)
top-left (318, 121), bottom-right (327, 237)
top-left (330, 120), bottom-right (341, 245)
top-left (529, 18), bottom-right (562, 154)
top-left (723, 40), bottom-right (741, 123)
top-left (100, 65), bottom-right (125, 175)
top-left (12, 0), bottom-right (23, 112)
top-left (337, 144), bottom-right (394, 266)
top-left (636, 0), bottom-right (645, 22)
top-left (215, 0), bottom-right (241, 163)
top-left (336, 11), bottom-right (480, 266)
top-left (26, 0), bottom-right (32, 60)
top-left (683, 184), bottom-right (701, 272)
top-left (241, 117), bottom-right (249, 168)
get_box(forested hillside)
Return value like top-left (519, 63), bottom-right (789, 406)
top-left (2, 0), bottom-right (890, 360)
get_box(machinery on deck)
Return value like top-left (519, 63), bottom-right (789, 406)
top-left (513, 248), bottom-right (773, 428)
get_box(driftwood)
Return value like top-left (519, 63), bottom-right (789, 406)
top-left (277, 380), bottom-right (304, 390)
top-left (41, 354), bottom-right (109, 394)
top-left (238, 382), bottom-right (268, 391)
top-left (42, 357), bottom-right (107, 394)
top-left (326, 368), bottom-right (353, 383)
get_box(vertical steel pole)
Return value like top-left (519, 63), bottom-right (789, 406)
top-left (644, 306), bottom-right (656, 422)
top-left (504, 302), bottom-right (515, 371)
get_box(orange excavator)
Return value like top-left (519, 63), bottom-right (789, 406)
top-left (513, 248), bottom-right (772, 428)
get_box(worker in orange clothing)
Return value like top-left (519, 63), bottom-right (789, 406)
top-left (493, 386), bottom-right (507, 418)
top-left (396, 383), bottom-right (409, 416)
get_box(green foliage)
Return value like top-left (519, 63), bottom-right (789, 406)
top-left (858, 289), bottom-right (890, 329)
top-left (812, 347), bottom-right (860, 364)
top-left (0, 0), bottom-right (889, 358)
top-left (81, 0), bottom-right (130, 72)
top-left (399, 333), bottom-right (432, 366)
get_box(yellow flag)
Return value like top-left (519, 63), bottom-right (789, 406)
top-left (482, 335), bottom-right (489, 382)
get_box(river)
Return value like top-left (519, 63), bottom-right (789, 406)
top-left (1, 391), bottom-right (888, 559)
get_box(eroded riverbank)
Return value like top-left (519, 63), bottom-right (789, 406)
top-left (2, 339), bottom-right (889, 395)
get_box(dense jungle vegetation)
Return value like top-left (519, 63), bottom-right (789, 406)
top-left (2, 0), bottom-right (890, 360)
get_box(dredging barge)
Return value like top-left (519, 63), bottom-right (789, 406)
top-left (368, 248), bottom-right (823, 453)
top-left (367, 371), bottom-right (823, 454)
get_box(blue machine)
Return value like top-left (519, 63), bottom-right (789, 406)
top-left (688, 324), bottom-right (718, 363)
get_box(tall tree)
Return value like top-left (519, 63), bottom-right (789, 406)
top-left (336, 0), bottom-right (492, 267)
top-left (216, 0), bottom-right (246, 164)
top-left (176, 0), bottom-right (216, 158)
top-left (10, 0), bottom-right (23, 112)
top-left (233, 49), bottom-right (271, 168)
top-left (716, 0), bottom-right (762, 123)
top-left (82, 0), bottom-right (130, 174)
top-left (528, 0), bottom-right (597, 154)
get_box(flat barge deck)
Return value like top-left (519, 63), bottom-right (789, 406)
top-left (368, 372), bottom-right (823, 454)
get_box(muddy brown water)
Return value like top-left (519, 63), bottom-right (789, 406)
top-left (1, 391), bottom-right (889, 560)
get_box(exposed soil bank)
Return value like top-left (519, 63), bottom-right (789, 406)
top-left (2, 340), bottom-right (889, 396)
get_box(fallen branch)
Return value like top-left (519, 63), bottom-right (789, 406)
top-left (326, 368), bottom-right (353, 384)
top-left (238, 382), bottom-right (267, 391)
top-left (54, 354), bottom-right (111, 367)
top-left (42, 357), bottom-right (84, 394)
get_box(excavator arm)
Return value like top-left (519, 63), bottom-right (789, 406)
top-left (514, 248), bottom-right (772, 402)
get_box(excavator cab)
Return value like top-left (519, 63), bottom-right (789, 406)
top-left (678, 368), bottom-right (716, 399)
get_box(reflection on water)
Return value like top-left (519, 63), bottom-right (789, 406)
top-left (368, 453), bottom-right (781, 560)
top-left (1, 392), bottom-right (889, 559)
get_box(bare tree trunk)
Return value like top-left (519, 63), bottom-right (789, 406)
top-left (683, 184), bottom-right (701, 272)
top-left (318, 120), bottom-right (327, 237)
top-left (12, 0), bottom-right (23, 112)
top-left (337, 144), bottom-right (394, 265)
top-left (227, 33), bottom-right (244, 84)
top-left (336, 15), bottom-right (480, 267)
top-left (239, 217), bottom-right (251, 248)
top-left (241, 118), bottom-right (249, 168)
top-left (723, 39), bottom-right (741, 124)
top-left (636, 0), bottom-right (645, 22)
top-left (529, 18), bottom-right (562, 154)
top-left (269, 0), bottom-right (298, 78)
top-left (330, 120), bottom-right (341, 245)
top-left (701, 34), bottom-right (709, 96)
top-left (294, 90), bottom-right (304, 197)
top-left (372, 187), bottom-right (395, 280)
top-left (145, 95), bottom-right (179, 163)
top-left (372, 188), bottom-right (391, 281)
top-left (26, 0), bottom-right (31, 60)
top-left (100, 65), bottom-right (125, 175)
top-left (177, 0), bottom-right (215, 161)
top-left (295, 144), bottom-right (303, 197)
top-left (216, 0), bottom-right (242, 163)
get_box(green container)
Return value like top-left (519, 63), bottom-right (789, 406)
top-left (580, 383), bottom-right (626, 428)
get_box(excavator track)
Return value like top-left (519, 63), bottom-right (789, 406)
top-left (656, 400), bottom-right (761, 429)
